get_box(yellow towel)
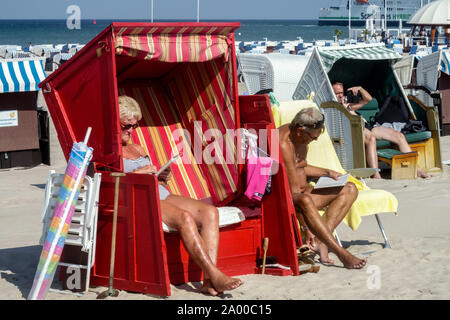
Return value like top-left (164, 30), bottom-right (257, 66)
top-left (274, 100), bottom-right (398, 231)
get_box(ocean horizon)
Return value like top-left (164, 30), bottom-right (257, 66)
top-left (0, 19), bottom-right (350, 47)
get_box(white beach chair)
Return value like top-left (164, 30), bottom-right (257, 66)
top-left (237, 53), bottom-right (310, 101)
top-left (39, 170), bottom-right (102, 295)
top-left (0, 47), bottom-right (6, 58)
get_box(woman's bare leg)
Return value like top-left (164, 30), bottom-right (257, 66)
top-left (161, 196), bottom-right (243, 294)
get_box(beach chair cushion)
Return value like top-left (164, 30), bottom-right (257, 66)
top-left (120, 60), bottom-right (239, 204)
top-left (166, 62), bottom-right (239, 202)
top-left (121, 86), bottom-right (212, 201)
top-left (376, 131), bottom-right (432, 148)
top-left (162, 206), bottom-right (245, 232)
top-left (357, 98), bottom-right (379, 123)
top-left (376, 148), bottom-right (404, 160)
top-left (274, 100), bottom-right (398, 230)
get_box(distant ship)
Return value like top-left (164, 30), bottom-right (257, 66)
top-left (318, 0), bottom-right (434, 26)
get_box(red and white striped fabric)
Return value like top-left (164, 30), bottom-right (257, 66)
top-left (117, 24), bottom-right (239, 204)
top-left (113, 25), bottom-right (238, 63)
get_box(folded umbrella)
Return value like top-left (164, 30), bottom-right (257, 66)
top-left (28, 128), bottom-right (93, 300)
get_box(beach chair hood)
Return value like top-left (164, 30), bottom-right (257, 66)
top-left (293, 44), bottom-right (403, 108)
top-left (292, 44), bottom-right (414, 169)
top-left (39, 23), bottom-right (240, 175)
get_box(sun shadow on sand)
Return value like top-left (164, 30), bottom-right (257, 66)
top-left (340, 239), bottom-right (385, 249)
top-left (175, 282), bottom-right (232, 299)
top-left (0, 245), bottom-right (42, 299)
top-left (31, 183), bottom-right (46, 190)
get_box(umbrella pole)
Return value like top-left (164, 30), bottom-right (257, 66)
top-left (97, 172), bottom-right (125, 299)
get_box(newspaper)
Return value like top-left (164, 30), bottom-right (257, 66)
top-left (314, 173), bottom-right (350, 189)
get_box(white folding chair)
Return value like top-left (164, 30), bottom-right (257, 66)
top-left (39, 170), bottom-right (102, 295)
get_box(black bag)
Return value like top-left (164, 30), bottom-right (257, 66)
top-left (401, 120), bottom-right (427, 134)
top-left (372, 96), bottom-right (410, 125)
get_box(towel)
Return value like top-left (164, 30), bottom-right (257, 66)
top-left (245, 156), bottom-right (274, 202)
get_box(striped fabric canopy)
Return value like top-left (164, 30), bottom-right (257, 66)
top-left (319, 44), bottom-right (403, 71)
top-left (0, 59), bottom-right (46, 93)
top-left (113, 24), bottom-right (239, 62)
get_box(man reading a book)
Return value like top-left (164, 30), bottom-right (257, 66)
top-left (279, 107), bottom-right (367, 269)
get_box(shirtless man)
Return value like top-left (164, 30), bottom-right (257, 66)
top-left (332, 82), bottom-right (430, 179)
top-left (279, 107), bottom-right (367, 269)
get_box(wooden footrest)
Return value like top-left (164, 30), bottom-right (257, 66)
top-left (377, 149), bottom-right (418, 180)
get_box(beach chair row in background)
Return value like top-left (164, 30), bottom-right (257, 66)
top-left (0, 44), bottom-right (84, 72)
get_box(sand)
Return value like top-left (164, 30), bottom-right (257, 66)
top-left (1, 90), bottom-right (450, 300)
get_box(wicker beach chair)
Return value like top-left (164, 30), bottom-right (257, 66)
top-left (237, 53), bottom-right (310, 101)
top-left (292, 44), bottom-right (442, 178)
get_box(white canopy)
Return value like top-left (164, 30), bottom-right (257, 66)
top-left (408, 0), bottom-right (450, 26)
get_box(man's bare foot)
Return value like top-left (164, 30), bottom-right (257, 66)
top-left (200, 279), bottom-right (220, 296)
top-left (418, 169), bottom-right (431, 179)
top-left (210, 272), bottom-right (243, 293)
top-left (312, 242), bottom-right (335, 265)
top-left (340, 252), bottom-right (367, 269)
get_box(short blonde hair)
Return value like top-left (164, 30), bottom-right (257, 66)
top-left (118, 95), bottom-right (142, 122)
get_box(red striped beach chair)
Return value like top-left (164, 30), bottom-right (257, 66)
top-left (40, 22), bottom-right (301, 296)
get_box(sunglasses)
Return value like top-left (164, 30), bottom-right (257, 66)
top-left (120, 123), bottom-right (139, 130)
top-left (303, 129), bottom-right (321, 141)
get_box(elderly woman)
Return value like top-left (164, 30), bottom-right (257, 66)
top-left (118, 95), bottom-right (243, 295)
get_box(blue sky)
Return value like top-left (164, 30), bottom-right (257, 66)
top-left (0, 0), bottom-right (332, 20)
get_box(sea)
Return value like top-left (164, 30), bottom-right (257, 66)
top-left (0, 19), bottom-right (350, 47)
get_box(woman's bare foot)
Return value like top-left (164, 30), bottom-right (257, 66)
top-left (200, 279), bottom-right (219, 296)
top-left (210, 272), bottom-right (243, 293)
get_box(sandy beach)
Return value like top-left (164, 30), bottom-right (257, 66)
top-left (1, 88), bottom-right (450, 301)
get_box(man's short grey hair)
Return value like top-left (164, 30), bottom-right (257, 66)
top-left (289, 107), bottom-right (325, 131)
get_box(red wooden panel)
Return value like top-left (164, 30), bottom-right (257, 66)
top-left (164, 218), bottom-right (262, 285)
top-left (91, 172), bottom-right (171, 296)
top-left (239, 95), bottom-right (301, 276)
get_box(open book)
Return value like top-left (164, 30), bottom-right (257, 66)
top-left (156, 153), bottom-right (180, 176)
top-left (314, 173), bottom-right (350, 189)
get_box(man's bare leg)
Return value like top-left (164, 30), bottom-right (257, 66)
top-left (161, 198), bottom-right (243, 294)
top-left (364, 128), bottom-right (382, 179)
top-left (307, 182), bottom-right (358, 264)
top-left (293, 192), bottom-right (367, 269)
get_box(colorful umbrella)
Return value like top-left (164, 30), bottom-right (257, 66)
top-left (28, 128), bottom-right (93, 300)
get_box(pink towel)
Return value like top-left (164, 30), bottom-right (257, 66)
top-left (244, 156), bottom-right (274, 202)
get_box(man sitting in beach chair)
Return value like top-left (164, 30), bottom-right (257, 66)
top-left (332, 82), bottom-right (429, 178)
top-left (279, 107), bottom-right (367, 269)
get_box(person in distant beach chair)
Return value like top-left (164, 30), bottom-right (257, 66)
top-left (332, 82), bottom-right (430, 179)
top-left (279, 107), bottom-right (367, 269)
top-left (118, 95), bottom-right (243, 296)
